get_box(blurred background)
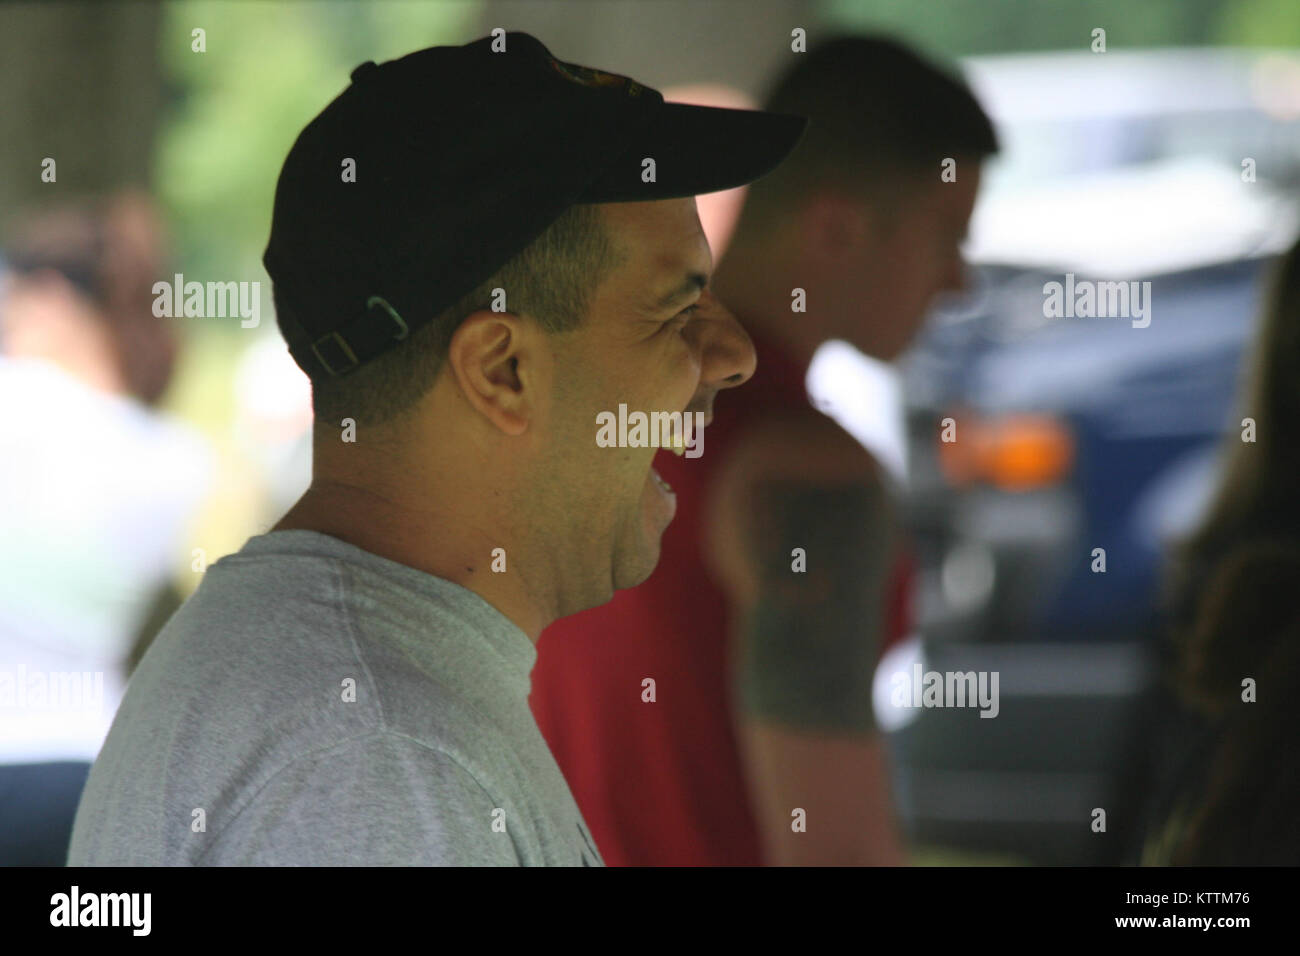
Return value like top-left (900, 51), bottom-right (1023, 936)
top-left (3, 0), bottom-right (1298, 865)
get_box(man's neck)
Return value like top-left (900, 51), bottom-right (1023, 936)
top-left (272, 477), bottom-right (551, 642)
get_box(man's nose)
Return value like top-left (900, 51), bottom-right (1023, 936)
top-left (691, 291), bottom-right (756, 390)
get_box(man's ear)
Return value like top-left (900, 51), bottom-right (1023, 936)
top-left (445, 310), bottom-right (540, 436)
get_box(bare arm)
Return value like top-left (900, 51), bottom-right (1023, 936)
top-left (706, 415), bottom-right (907, 865)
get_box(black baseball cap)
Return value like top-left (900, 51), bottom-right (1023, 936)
top-left (263, 31), bottom-right (807, 378)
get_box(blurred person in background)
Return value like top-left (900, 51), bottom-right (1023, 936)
top-left (530, 35), bottom-right (998, 865)
top-left (0, 193), bottom-right (211, 864)
top-left (1140, 232), bottom-right (1300, 865)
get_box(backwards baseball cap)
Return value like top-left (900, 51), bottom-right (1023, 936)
top-left (263, 31), bottom-right (806, 379)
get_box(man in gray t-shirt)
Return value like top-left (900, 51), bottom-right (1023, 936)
top-left (68, 32), bottom-right (803, 865)
top-left (70, 530), bottom-right (601, 865)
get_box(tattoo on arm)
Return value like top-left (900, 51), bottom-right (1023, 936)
top-left (733, 480), bottom-right (893, 734)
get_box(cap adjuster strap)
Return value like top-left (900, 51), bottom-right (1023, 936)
top-left (309, 330), bottom-right (359, 377)
top-left (309, 295), bottom-right (409, 376)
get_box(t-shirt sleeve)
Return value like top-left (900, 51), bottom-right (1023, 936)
top-left (192, 731), bottom-right (522, 866)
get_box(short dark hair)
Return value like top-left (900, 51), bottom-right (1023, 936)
top-left (275, 202), bottom-right (622, 428)
top-left (736, 35), bottom-right (999, 232)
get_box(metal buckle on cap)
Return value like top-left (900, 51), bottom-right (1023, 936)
top-left (310, 331), bottom-right (359, 377)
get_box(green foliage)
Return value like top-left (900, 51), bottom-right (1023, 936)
top-left (819, 0), bottom-right (1289, 58)
top-left (1215, 0), bottom-right (1300, 46)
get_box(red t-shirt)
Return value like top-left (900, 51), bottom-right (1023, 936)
top-left (529, 331), bottom-right (913, 866)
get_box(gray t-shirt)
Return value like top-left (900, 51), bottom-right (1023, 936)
top-left (67, 530), bottom-right (603, 866)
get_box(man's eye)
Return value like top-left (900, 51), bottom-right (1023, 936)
top-left (659, 303), bottom-right (699, 337)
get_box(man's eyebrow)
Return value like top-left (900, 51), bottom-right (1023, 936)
top-left (653, 272), bottom-right (709, 311)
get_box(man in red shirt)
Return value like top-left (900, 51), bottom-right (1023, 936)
top-left (531, 35), bottom-right (999, 865)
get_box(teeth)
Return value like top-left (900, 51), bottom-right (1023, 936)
top-left (652, 469), bottom-right (673, 493)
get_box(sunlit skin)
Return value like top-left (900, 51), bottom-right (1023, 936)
top-left (714, 160), bottom-right (983, 364)
top-left (274, 198), bottom-right (755, 641)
